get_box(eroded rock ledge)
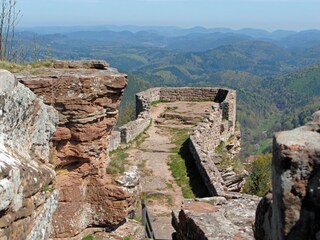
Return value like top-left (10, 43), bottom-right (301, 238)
top-left (255, 111), bottom-right (320, 240)
top-left (0, 70), bottom-right (59, 239)
top-left (17, 61), bottom-right (134, 238)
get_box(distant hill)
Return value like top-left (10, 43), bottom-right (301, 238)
top-left (278, 30), bottom-right (320, 48)
top-left (13, 26), bottom-right (320, 156)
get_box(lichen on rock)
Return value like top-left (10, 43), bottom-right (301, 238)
top-left (0, 69), bottom-right (59, 240)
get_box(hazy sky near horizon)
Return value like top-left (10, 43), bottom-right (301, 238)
top-left (18, 0), bottom-right (319, 30)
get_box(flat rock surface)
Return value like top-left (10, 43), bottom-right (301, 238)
top-left (173, 194), bottom-right (261, 240)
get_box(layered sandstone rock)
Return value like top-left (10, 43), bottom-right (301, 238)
top-left (0, 70), bottom-right (59, 239)
top-left (255, 111), bottom-right (320, 240)
top-left (18, 61), bottom-right (134, 238)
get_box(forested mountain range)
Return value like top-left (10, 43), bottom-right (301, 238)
top-left (14, 26), bottom-right (320, 156)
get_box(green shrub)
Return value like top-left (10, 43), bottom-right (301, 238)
top-left (82, 235), bottom-right (94, 240)
top-left (107, 148), bottom-right (129, 175)
top-left (242, 153), bottom-right (272, 196)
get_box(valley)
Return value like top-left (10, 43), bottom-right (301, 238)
top-left (13, 26), bottom-right (320, 157)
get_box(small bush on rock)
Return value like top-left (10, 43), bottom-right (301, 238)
top-left (242, 153), bottom-right (272, 197)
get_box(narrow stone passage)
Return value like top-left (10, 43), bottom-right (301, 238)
top-left (124, 101), bottom-right (213, 239)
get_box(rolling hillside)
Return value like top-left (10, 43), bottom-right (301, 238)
top-left (13, 27), bottom-right (320, 156)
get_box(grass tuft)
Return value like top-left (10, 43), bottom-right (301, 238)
top-left (81, 235), bottom-right (94, 240)
top-left (167, 128), bottom-right (195, 199)
top-left (107, 148), bottom-right (129, 175)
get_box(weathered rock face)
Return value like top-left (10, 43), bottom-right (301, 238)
top-left (255, 111), bottom-right (320, 240)
top-left (172, 194), bottom-right (261, 240)
top-left (18, 61), bottom-right (134, 238)
top-left (0, 70), bottom-right (59, 239)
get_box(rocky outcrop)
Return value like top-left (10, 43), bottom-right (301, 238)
top-left (0, 70), bottom-right (59, 239)
top-left (172, 194), bottom-right (260, 240)
top-left (18, 61), bottom-right (135, 238)
top-left (255, 111), bottom-right (320, 240)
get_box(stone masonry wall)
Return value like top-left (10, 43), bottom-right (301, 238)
top-left (108, 131), bottom-right (121, 152)
top-left (110, 86), bottom-right (237, 196)
top-left (189, 91), bottom-right (238, 196)
top-left (110, 87), bottom-right (235, 147)
top-left (189, 106), bottom-right (227, 196)
top-left (159, 87), bottom-right (219, 102)
top-left (0, 70), bottom-right (59, 240)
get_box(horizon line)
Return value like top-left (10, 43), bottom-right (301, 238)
top-left (16, 24), bottom-right (320, 33)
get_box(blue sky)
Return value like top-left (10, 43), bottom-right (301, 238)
top-left (18, 0), bottom-right (319, 30)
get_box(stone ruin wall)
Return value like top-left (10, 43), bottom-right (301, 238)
top-left (189, 89), bottom-right (240, 196)
top-left (110, 86), bottom-right (238, 197)
top-left (110, 87), bottom-right (236, 152)
top-left (0, 70), bottom-right (59, 240)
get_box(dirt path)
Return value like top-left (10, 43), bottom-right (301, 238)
top-left (123, 101), bottom-right (213, 239)
top-left (94, 101), bottom-right (213, 239)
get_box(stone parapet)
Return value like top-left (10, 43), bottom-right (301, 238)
top-left (111, 86), bottom-right (238, 196)
top-left (112, 87), bottom-right (236, 147)
top-left (119, 113), bottom-right (151, 144)
top-left (189, 139), bottom-right (226, 196)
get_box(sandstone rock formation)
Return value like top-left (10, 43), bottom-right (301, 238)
top-left (255, 111), bottom-right (320, 240)
top-left (0, 70), bottom-right (59, 239)
top-left (18, 61), bottom-right (135, 238)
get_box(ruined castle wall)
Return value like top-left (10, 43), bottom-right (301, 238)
top-left (189, 139), bottom-right (225, 196)
top-left (110, 88), bottom-right (160, 144)
top-left (108, 130), bottom-right (121, 151)
top-left (119, 112), bottom-right (151, 144)
top-left (159, 87), bottom-right (219, 102)
top-left (111, 86), bottom-right (237, 197)
top-left (136, 87), bottom-right (161, 116)
top-left (113, 87), bottom-right (236, 146)
top-left (188, 90), bottom-right (237, 196)
top-left (189, 106), bottom-right (227, 196)
top-left (0, 70), bottom-right (59, 240)
top-left (224, 90), bottom-right (237, 130)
